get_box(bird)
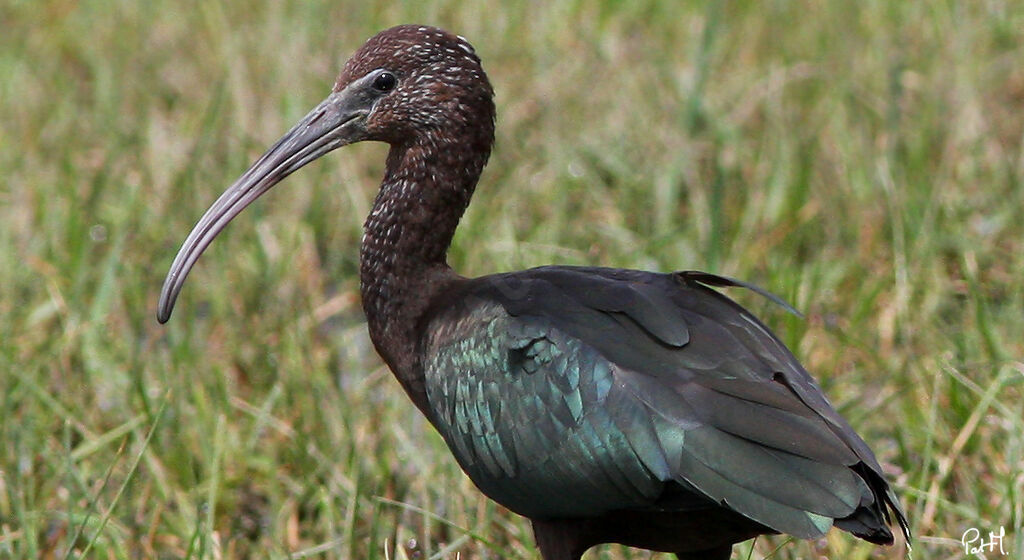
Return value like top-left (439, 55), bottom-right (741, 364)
top-left (158, 25), bottom-right (911, 560)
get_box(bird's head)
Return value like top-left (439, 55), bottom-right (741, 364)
top-left (335, 25), bottom-right (495, 145)
top-left (157, 25), bottom-right (494, 323)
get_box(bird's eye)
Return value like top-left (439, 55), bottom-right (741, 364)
top-left (372, 71), bottom-right (397, 92)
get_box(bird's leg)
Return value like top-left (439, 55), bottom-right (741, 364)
top-left (531, 519), bottom-right (593, 560)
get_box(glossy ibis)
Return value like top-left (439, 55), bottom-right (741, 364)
top-left (158, 25), bottom-right (910, 559)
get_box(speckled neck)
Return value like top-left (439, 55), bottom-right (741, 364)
top-left (358, 130), bottom-right (491, 411)
top-left (360, 136), bottom-right (480, 315)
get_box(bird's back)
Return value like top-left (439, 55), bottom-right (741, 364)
top-left (420, 266), bottom-right (908, 553)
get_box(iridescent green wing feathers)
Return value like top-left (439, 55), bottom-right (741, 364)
top-left (422, 266), bottom-right (908, 543)
top-left (425, 305), bottom-right (667, 517)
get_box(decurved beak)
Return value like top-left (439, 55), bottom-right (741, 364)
top-left (157, 90), bottom-right (368, 323)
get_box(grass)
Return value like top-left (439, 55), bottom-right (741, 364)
top-left (1, 0), bottom-right (1022, 558)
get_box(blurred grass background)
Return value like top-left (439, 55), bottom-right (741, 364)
top-left (1, 0), bottom-right (1022, 558)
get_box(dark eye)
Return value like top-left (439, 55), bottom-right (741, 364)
top-left (372, 71), bottom-right (397, 92)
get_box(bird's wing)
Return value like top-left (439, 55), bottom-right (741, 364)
top-left (424, 297), bottom-right (672, 518)
top-left (422, 266), bottom-right (906, 541)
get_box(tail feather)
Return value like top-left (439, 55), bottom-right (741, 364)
top-left (835, 463), bottom-right (910, 546)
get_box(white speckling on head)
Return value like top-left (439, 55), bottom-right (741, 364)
top-left (339, 25), bottom-right (495, 355)
top-left (456, 36), bottom-right (475, 55)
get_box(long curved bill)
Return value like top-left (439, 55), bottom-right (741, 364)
top-left (157, 90), bottom-right (368, 323)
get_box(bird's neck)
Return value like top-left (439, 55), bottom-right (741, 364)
top-left (359, 134), bottom-right (490, 411)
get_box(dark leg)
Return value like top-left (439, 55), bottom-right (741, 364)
top-left (531, 518), bottom-right (593, 560)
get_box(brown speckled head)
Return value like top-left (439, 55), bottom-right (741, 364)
top-left (335, 25), bottom-right (495, 146)
top-left (158, 25), bottom-right (495, 323)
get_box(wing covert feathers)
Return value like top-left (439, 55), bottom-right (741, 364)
top-left (422, 265), bottom-right (908, 544)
